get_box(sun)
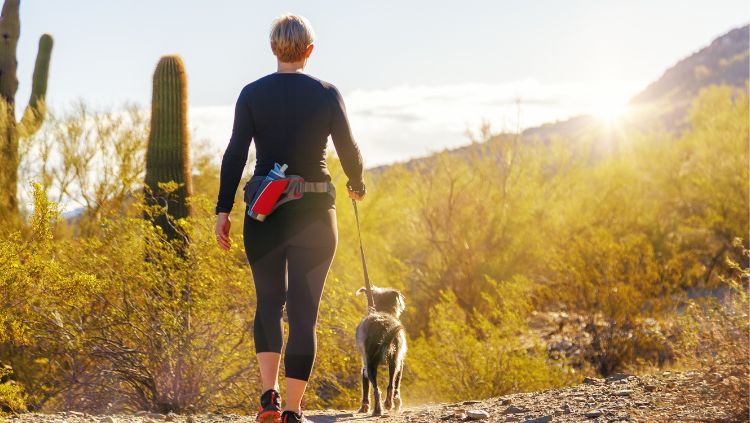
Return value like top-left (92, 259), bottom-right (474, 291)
top-left (593, 101), bottom-right (629, 124)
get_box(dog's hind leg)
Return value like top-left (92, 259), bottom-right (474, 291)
top-left (393, 366), bottom-right (403, 411)
top-left (384, 358), bottom-right (396, 411)
top-left (367, 362), bottom-right (382, 416)
top-left (356, 366), bottom-right (369, 413)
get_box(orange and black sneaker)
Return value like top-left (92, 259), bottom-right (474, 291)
top-left (280, 410), bottom-right (312, 423)
top-left (256, 388), bottom-right (282, 422)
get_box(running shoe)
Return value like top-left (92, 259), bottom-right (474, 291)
top-left (256, 388), bottom-right (282, 422)
top-left (280, 410), bottom-right (313, 423)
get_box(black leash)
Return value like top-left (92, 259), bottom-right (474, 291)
top-left (351, 198), bottom-right (376, 313)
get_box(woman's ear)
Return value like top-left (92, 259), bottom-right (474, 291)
top-left (305, 44), bottom-right (314, 58)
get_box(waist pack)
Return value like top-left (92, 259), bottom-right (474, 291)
top-left (243, 174), bottom-right (336, 221)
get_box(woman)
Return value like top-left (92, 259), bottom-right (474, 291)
top-left (214, 14), bottom-right (366, 423)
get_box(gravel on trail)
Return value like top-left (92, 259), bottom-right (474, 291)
top-left (5, 368), bottom-right (743, 423)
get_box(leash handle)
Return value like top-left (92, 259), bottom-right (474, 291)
top-left (352, 198), bottom-right (376, 312)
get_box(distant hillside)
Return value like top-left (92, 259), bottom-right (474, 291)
top-left (631, 25), bottom-right (749, 106)
top-left (370, 24), bottom-right (749, 174)
top-left (628, 24), bottom-right (750, 129)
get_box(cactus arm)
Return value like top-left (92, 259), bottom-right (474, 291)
top-left (0, 0), bottom-right (53, 220)
top-left (0, 0), bottom-right (19, 221)
top-left (19, 33), bottom-right (53, 136)
top-left (0, 0), bottom-right (20, 102)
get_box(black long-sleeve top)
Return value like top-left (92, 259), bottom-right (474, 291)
top-left (215, 72), bottom-right (365, 214)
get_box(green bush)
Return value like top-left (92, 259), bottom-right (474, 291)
top-left (407, 277), bottom-right (576, 403)
top-left (0, 365), bottom-right (27, 415)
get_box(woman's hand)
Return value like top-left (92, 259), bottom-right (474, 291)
top-left (216, 212), bottom-right (232, 250)
top-left (347, 181), bottom-right (366, 201)
top-left (348, 188), bottom-right (365, 201)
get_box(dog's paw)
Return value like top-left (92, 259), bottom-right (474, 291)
top-left (357, 404), bottom-right (369, 414)
top-left (384, 399), bottom-right (393, 410)
top-left (371, 406), bottom-right (383, 417)
top-left (394, 396), bottom-right (402, 411)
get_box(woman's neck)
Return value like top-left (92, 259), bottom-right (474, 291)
top-left (277, 60), bottom-right (306, 73)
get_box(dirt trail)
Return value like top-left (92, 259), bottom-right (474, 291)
top-left (6, 368), bottom-right (744, 423)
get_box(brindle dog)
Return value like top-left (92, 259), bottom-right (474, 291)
top-left (354, 286), bottom-right (407, 416)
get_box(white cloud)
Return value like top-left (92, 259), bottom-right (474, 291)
top-left (191, 78), bottom-right (643, 167)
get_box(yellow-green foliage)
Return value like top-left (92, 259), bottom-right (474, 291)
top-left (0, 85), bottom-right (746, 413)
top-left (17, 102), bottom-right (149, 233)
top-left (0, 183), bottom-right (98, 346)
top-left (407, 278), bottom-right (574, 403)
top-left (536, 85), bottom-right (749, 374)
top-left (0, 183), bottom-right (96, 411)
top-left (0, 365), bottom-right (27, 414)
top-left (678, 238), bottom-right (749, 419)
top-left (2, 186), bottom-right (256, 412)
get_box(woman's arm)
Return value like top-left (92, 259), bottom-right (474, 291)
top-left (216, 88), bottom-right (255, 214)
top-left (327, 85), bottom-right (365, 195)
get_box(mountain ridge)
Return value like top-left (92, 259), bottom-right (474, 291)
top-left (369, 24), bottom-right (750, 174)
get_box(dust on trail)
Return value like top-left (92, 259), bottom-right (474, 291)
top-left (7, 367), bottom-right (744, 423)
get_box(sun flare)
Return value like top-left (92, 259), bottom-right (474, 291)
top-left (594, 101), bottom-right (629, 123)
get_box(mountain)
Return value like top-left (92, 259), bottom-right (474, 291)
top-left (627, 24), bottom-right (750, 130)
top-left (631, 25), bottom-right (749, 107)
top-left (370, 24), bottom-right (749, 174)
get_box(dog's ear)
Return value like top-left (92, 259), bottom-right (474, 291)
top-left (355, 287), bottom-right (366, 296)
top-left (395, 290), bottom-right (406, 314)
top-left (397, 290), bottom-right (406, 310)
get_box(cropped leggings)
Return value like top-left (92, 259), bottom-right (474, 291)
top-left (243, 194), bottom-right (337, 381)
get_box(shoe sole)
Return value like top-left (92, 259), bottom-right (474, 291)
top-left (256, 410), bottom-right (281, 423)
top-left (279, 414), bottom-right (312, 423)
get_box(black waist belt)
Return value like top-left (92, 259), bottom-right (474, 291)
top-left (248, 175), bottom-right (336, 196)
top-left (245, 175), bottom-right (336, 220)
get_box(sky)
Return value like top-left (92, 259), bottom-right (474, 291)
top-left (16, 0), bottom-right (750, 167)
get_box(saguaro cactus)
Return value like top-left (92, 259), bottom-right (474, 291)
top-left (144, 55), bottom-right (193, 240)
top-left (0, 0), bottom-right (53, 221)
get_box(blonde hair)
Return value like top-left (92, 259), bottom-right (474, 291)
top-left (269, 14), bottom-right (315, 63)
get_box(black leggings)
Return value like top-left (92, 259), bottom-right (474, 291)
top-left (243, 193), bottom-right (337, 381)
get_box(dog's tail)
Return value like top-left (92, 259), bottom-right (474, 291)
top-left (366, 321), bottom-right (405, 367)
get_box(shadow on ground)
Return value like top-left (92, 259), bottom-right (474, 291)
top-left (308, 410), bottom-right (404, 422)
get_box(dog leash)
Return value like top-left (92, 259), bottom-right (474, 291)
top-left (352, 198), bottom-right (376, 313)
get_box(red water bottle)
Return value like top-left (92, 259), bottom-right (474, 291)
top-left (248, 163), bottom-right (289, 221)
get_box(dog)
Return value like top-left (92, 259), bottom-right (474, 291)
top-left (354, 286), bottom-right (407, 416)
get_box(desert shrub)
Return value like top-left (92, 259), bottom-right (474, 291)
top-left (18, 102), bottom-right (149, 235)
top-left (47, 195), bottom-right (258, 413)
top-left (678, 238), bottom-right (749, 420)
top-left (545, 228), bottom-right (676, 375)
top-left (0, 365), bottom-right (27, 415)
top-left (406, 277), bottom-right (576, 403)
top-left (1, 183), bottom-right (258, 413)
top-left (0, 183), bottom-right (104, 408)
top-left (537, 85), bottom-right (748, 375)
